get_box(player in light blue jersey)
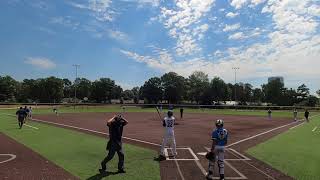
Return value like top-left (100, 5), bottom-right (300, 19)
top-left (206, 119), bottom-right (228, 180)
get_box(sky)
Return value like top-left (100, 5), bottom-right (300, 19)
top-left (0, 0), bottom-right (319, 93)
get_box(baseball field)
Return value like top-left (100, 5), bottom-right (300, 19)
top-left (0, 106), bottom-right (319, 180)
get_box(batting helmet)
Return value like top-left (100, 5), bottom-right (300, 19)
top-left (167, 110), bottom-right (173, 117)
top-left (215, 119), bottom-right (224, 127)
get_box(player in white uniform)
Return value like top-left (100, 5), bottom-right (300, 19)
top-left (28, 106), bottom-right (32, 119)
top-left (160, 110), bottom-right (177, 158)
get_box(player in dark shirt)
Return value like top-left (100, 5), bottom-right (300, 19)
top-left (180, 107), bottom-right (184, 120)
top-left (16, 107), bottom-right (27, 129)
top-left (100, 115), bottom-right (128, 174)
top-left (24, 106), bottom-right (29, 123)
top-left (305, 109), bottom-right (310, 122)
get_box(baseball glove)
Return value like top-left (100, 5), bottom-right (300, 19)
top-left (205, 152), bottom-right (215, 161)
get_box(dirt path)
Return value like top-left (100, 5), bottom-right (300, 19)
top-left (0, 133), bottom-right (78, 180)
top-left (33, 112), bottom-right (299, 180)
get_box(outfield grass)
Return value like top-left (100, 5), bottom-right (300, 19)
top-left (0, 112), bottom-right (160, 180)
top-left (0, 105), bottom-right (312, 119)
top-left (247, 115), bottom-right (320, 180)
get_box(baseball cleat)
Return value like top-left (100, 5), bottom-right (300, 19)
top-left (118, 169), bottom-right (126, 173)
top-left (99, 169), bottom-right (107, 174)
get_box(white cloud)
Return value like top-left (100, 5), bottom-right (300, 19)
top-left (227, 27), bottom-right (261, 40)
top-left (223, 23), bottom-right (241, 32)
top-left (24, 57), bottom-right (56, 69)
top-left (30, 1), bottom-right (49, 10)
top-left (38, 27), bottom-right (56, 35)
top-left (69, 0), bottom-right (114, 22)
top-left (230, 0), bottom-right (248, 9)
top-left (137, 0), bottom-right (160, 7)
top-left (230, 0), bottom-right (266, 9)
top-left (108, 30), bottom-right (130, 42)
top-left (226, 12), bottom-right (239, 18)
top-left (158, 0), bottom-right (215, 56)
top-left (50, 16), bottom-right (80, 30)
top-left (121, 0), bottom-right (320, 92)
top-left (228, 32), bottom-right (245, 40)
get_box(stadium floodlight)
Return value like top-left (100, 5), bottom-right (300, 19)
top-left (73, 64), bottom-right (80, 104)
top-left (232, 67), bottom-right (240, 104)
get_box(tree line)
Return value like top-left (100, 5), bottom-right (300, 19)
top-left (0, 71), bottom-right (319, 106)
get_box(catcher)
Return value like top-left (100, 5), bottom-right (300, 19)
top-left (206, 119), bottom-right (228, 180)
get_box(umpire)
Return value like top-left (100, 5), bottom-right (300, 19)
top-left (100, 115), bottom-right (128, 174)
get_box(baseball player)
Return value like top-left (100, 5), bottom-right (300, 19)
top-left (267, 109), bottom-right (272, 120)
top-left (305, 109), bottom-right (309, 122)
top-left (24, 106), bottom-right (29, 123)
top-left (100, 115), bottom-right (128, 174)
top-left (293, 109), bottom-right (298, 121)
top-left (16, 107), bottom-right (27, 129)
top-left (28, 106), bottom-right (33, 119)
top-left (206, 119), bottom-right (228, 180)
top-left (53, 106), bottom-right (58, 116)
top-left (159, 110), bottom-right (177, 159)
top-left (180, 107), bottom-right (184, 120)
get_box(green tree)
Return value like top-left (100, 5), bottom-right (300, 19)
top-left (252, 88), bottom-right (264, 103)
top-left (161, 72), bottom-right (186, 104)
top-left (297, 84), bottom-right (310, 102)
top-left (17, 79), bottom-right (39, 102)
top-left (210, 77), bottom-right (229, 103)
top-left (237, 83), bottom-right (253, 103)
top-left (35, 77), bottom-right (64, 103)
top-left (187, 71), bottom-right (210, 104)
top-left (74, 78), bottom-right (92, 100)
top-left (131, 87), bottom-right (140, 103)
top-left (140, 77), bottom-right (163, 104)
top-left (280, 88), bottom-right (298, 106)
top-left (0, 75), bottom-right (18, 102)
top-left (317, 89), bottom-right (320, 97)
top-left (91, 78), bottom-right (119, 103)
top-left (63, 78), bottom-right (72, 98)
top-left (122, 90), bottom-right (134, 100)
top-left (305, 95), bottom-right (318, 107)
top-left (262, 79), bottom-right (285, 105)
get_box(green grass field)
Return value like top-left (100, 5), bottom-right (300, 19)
top-left (247, 115), bottom-right (320, 180)
top-left (0, 105), bottom-right (312, 119)
top-left (0, 112), bottom-right (160, 180)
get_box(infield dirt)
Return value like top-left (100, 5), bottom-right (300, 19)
top-left (34, 112), bottom-right (299, 180)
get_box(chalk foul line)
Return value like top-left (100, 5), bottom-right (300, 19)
top-left (0, 154), bottom-right (16, 164)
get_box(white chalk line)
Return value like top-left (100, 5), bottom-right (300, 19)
top-left (169, 148), bottom-right (185, 180)
top-left (0, 154), bottom-right (16, 164)
top-left (3, 113), bottom-right (189, 180)
top-left (312, 126), bottom-right (317, 132)
top-left (164, 148), bottom-right (199, 161)
top-left (24, 124), bottom-right (39, 130)
top-left (227, 148), bottom-right (276, 180)
top-left (226, 120), bottom-right (300, 148)
top-left (220, 114), bottom-right (320, 179)
top-left (0, 113), bottom-right (161, 147)
top-left (203, 147), bottom-right (248, 179)
top-left (290, 122), bottom-right (305, 129)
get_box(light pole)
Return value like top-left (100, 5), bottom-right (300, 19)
top-left (73, 64), bottom-right (80, 105)
top-left (232, 67), bottom-right (239, 105)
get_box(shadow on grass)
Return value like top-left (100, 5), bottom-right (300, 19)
top-left (86, 171), bottom-right (120, 180)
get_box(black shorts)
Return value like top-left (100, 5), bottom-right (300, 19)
top-left (18, 118), bottom-right (24, 122)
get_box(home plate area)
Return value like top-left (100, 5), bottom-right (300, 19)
top-left (164, 147), bottom-right (199, 161)
top-left (165, 147), bottom-right (249, 180)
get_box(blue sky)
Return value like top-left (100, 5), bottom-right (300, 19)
top-left (0, 0), bottom-right (319, 94)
